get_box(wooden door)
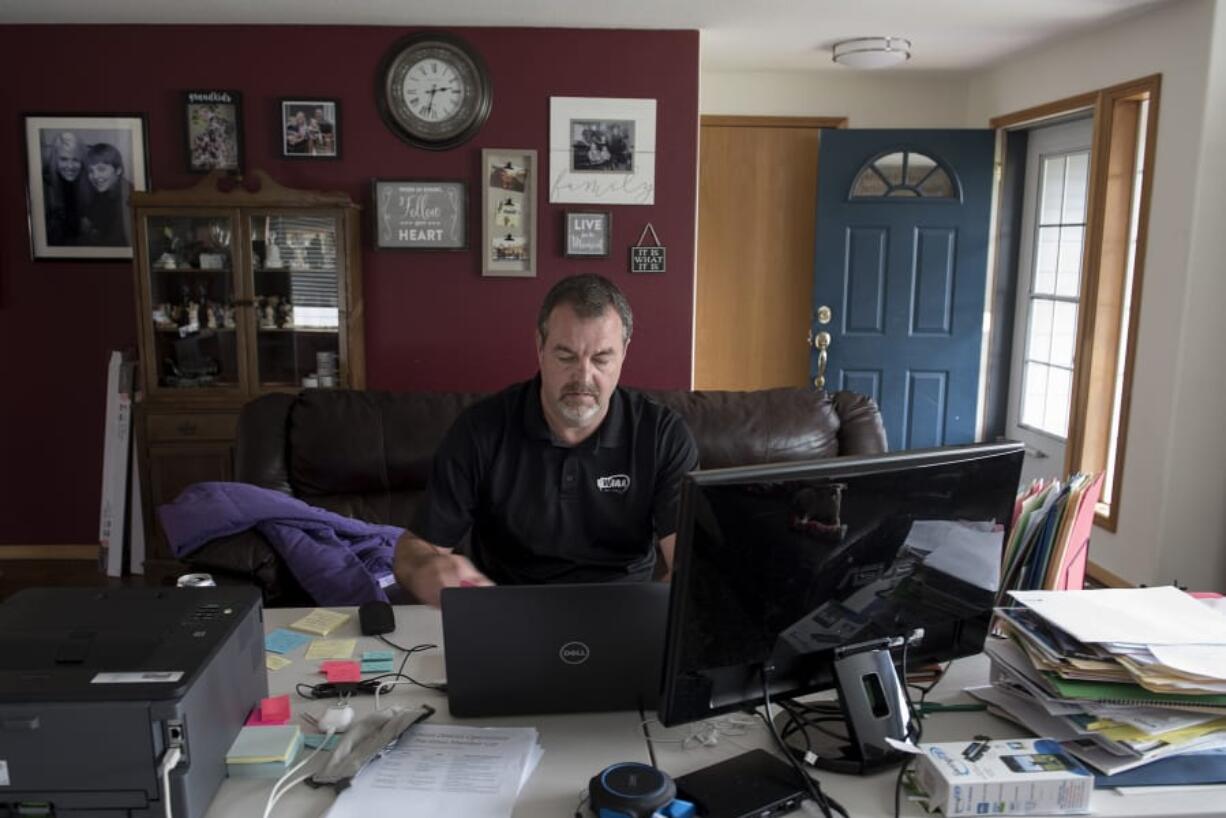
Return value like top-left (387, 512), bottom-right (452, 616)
top-left (694, 116), bottom-right (845, 390)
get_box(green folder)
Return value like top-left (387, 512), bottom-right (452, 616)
top-left (1042, 672), bottom-right (1226, 708)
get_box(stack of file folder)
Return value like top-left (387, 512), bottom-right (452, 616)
top-left (971, 586), bottom-right (1226, 788)
top-left (998, 472), bottom-right (1103, 600)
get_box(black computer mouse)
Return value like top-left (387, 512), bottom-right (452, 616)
top-left (358, 600), bottom-right (396, 635)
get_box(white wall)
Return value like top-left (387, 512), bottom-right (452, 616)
top-left (701, 69), bottom-right (969, 126)
top-left (967, 0), bottom-right (1221, 589)
top-left (1152, 0), bottom-right (1226, 590)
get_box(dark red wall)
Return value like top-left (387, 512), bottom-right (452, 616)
top-left (0, 25), bottom-right (700, 545)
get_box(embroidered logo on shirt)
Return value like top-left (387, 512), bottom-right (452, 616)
top-left (596, 474), bottom-right (631, 493)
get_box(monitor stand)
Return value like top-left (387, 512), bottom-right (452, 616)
top-left (773, 643), bottom-right (916, 775)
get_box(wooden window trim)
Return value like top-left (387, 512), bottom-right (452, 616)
top-left (700, 115), bottom-right (848, 129)
top-left (993, 74), bottom-right (1160, 533)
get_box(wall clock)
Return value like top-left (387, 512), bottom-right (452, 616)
top-left (377, 32), bottom-right (493, 151)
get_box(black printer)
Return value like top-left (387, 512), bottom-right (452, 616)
top-left (0, 587), bottom-right (267, 818)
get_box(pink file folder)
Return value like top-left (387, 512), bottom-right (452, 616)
top-left (1053, 473), bottom-right (1104, 591)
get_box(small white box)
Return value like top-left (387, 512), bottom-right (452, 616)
top-left (913, 738), bottom-right (1093, 816)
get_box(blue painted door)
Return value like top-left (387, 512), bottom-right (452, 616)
top-left (812, 129), bottom-right (995, 451)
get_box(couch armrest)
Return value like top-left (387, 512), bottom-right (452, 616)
top-left (832, 390), bottom-right (888, 455)
top-left (181, 529), bottom-right (313, 608)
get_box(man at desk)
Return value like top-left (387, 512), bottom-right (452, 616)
top-left (392, 274), bottom-right (698, 606)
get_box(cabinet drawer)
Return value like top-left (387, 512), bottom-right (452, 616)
top-left (146, 412), bottom-right (238, 442)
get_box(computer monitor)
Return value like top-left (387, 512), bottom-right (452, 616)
top-left (658, 441), bottom-right (1024, 771)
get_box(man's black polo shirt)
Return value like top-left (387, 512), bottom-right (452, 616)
top-left (411, 375), bottom-right (698, 584)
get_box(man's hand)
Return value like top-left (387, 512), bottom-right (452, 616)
top-left (393, 532), bottom-right (494, 607)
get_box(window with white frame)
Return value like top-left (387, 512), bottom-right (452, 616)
top-left (1019, 150), bottom-right (1089, 438)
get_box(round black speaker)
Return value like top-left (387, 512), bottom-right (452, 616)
top-left (588, 762), bottom-right (676, 818)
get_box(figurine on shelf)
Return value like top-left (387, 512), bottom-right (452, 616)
top-left (207, 302), bottom-right (222, 330)
top-left (177, 284), bottom-right (192, 327)
top-left (194, 282), bottom-right (209, 329)
top-left (264, 231), bottom-right (284, 269)
top-left (288, 232), bottom-right (308, 271)
top-left (184, 300), bottom-right (200, 334)
top-left (261, 295), bottom-right (279, 329)
top-left (276, 296), bottom-right (293, 328)
top-left (223, 301), bottom-right (236, 329)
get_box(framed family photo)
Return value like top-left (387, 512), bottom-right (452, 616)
top-left (23, 114), bottom-right (150, 261)
top-left (549, 97), bottom-right (656, 205)
top-left (372, 180), bottom-right (467, 250)
top-left (185, 90), bottom-right (243, 173)
top-left (280, 99), bottom-right (340, 158)
top-left (481, 149), bottom-right (537, 277)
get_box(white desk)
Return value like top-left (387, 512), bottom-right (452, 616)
top-left (646, 655), bottom-right (1226, 818)
top-left (203, 605), bottom-right (651, 818)
top-left (206, 606), bottom-right (1225, 818)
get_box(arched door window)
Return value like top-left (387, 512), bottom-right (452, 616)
top-left (850, 150), bottom-right (958, 199)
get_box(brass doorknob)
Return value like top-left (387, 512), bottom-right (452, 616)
top-left (813, 331), bottom-right (831, 390)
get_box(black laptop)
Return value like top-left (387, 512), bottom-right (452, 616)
top-left (440, 582), bottom-right (670, 717)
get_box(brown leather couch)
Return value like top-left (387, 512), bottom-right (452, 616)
top-left (180, 387), bottom-right (887, 606)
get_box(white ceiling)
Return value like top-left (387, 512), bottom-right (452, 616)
top-left (1, 0), bottom-right (1179, 72)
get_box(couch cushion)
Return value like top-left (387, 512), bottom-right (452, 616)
top-left (647, 388), bottom-right (844, 469)
top-left (288, 390), bottom-right (484, 501)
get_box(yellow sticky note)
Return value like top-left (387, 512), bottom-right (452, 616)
top-left (265, 653), bottom-right (293, 671)
top-left (290, 609), bottom-right (351, 636)
top-left (306, 639), bottom-right (357, 660)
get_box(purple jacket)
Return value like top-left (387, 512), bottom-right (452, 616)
top-left (158, 481), bottom-right (404, 605)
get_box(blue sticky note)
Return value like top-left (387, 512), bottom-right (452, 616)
top-left (303, 733), bottom-right (341, 751)
top-left (265, 628), bottom-right (312, 655)
top-left (361, 660), bottom-right (395, 673)
top-left (362, 650), bottom-right (394, 662)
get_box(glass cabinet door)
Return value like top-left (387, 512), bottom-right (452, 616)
top-left (249, 212), bottom-right (343, 389)
top-left (144, 214), bottom-right (241, 390)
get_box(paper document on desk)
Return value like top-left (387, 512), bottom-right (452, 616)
top-left (324, 724), bottom-right (542, 818)
top-left (1007, 586), bottom-right (1226, 646)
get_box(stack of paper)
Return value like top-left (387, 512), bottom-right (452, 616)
top-left (972, 587), bottom-right (1226, 785)
top-left (324, 724), bottom-right (543, 818)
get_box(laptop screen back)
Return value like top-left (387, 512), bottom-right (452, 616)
top-left (440, 583), bottom-right (669, 717)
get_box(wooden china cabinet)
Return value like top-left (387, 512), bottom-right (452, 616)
top-left (130, 170), bottom-right (364, 581)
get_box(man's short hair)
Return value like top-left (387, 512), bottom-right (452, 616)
top-left (537, 274), bottom-right (633, 347)
top-left (85, 142), bottom-right (124, 172)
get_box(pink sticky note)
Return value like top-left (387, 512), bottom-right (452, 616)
top-left (323, 661), bottom-right (362, 683)
top-left (245, 694), bottom-right (292, 725)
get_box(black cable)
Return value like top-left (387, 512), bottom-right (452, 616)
top-left (893, 640), bottom-right (925, 818)
top-left (294, 640), bottom-right (445, 699)
top-left (759, 669), bottom-right (849, 818)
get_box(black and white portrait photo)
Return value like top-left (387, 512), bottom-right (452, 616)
top-left (24, 115), bottom-right (149, 260)
top-left (570, 119), bottom-right (635, 172)
top-left (550, 97), bottom-right (656, 205)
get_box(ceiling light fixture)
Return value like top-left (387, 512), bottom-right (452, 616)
top-left (832, 37), bottom-right (911, 69)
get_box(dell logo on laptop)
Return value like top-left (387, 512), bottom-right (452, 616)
top-left (559, 641), bottom-right (591, 665)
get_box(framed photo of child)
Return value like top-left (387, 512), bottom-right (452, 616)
top-left (280, 99), bottom-right (340, 159)
top-left (23, 113), bottom-right (150, 260)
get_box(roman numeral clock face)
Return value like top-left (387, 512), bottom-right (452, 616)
top-left (379, 34), bottom-right (492, 150)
